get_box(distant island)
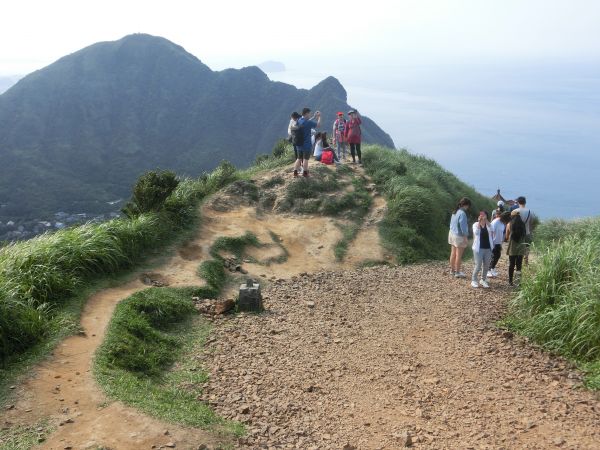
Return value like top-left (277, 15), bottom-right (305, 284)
top-left (257, 60), bottom-right (286, 73)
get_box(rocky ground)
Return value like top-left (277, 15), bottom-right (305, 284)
top-left (197, 263), bottom-right (600, 449)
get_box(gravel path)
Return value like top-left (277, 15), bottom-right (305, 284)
top-left (198, 263), bottom-right (600, 449)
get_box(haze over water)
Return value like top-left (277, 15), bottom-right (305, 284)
top-left (270, 62), bottom-right (600, 220)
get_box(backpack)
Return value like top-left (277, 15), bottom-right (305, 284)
top-left (510, 214), bottom-right (526, 243)
top-left (321, 148), bottom-right (334, 165)
top-left (291, 122), bottom-right (304, 146)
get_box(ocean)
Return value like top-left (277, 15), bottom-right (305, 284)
top-left (269, 63), bottom-right (600, 219)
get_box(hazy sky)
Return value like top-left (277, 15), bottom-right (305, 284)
top-left (2, 0), bottom-right (600, 75)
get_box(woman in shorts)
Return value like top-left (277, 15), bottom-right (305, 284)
top-left (449, 197), bottom-right (472, 278)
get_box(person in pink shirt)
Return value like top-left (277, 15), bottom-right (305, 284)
top-left (344, 109), bottom-right (362, 164)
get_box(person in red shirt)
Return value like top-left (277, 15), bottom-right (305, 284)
top-left (344, 109), bottom-right (362, 164)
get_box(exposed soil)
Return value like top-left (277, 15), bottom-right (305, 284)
top-left (199, 263), bottom-right (600, 449)
top-left (3, 165), bottom-right (599, 449)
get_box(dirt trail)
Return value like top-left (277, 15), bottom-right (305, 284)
top-left (200, 263), bottom-right (600, 449)
top-left (4, 165), bottom-right (599, 449)
top-left (2, 167), bottom-right (389, 449)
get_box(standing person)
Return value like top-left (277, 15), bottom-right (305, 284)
top-left (487, 211), bottom-right (511, 278)
top-left (294, 108), bottom-right (321, 177)
top-left (344, 109), bottom-right (362, 164)
top-left (288, 112), bottom-right (302, 162)
top-left (506, 210), bottom-right (527, 286)
top-left (471, 211), bottom-right (494, 288)
top-left (332, 112), bottom-right (347, 160)
top-left (515, 196), bottom-right (534, 264)
top-left (492, 200), bottom-right (505, 219)
top-left (448, 197), bottom-right (472, 278)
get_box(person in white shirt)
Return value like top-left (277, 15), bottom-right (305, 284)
top-left (487, 211), bottom-right (511, 278)
top-left (471, 210), bottom-right (495, 288)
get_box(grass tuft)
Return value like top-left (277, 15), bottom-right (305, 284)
top-left (94, 287), bottom-right (242, 436)
top-left (504, 216), bottom-right (600, 387)
top-left (362, 145), bottom-right (494, 263)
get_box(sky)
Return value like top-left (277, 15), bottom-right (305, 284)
top-left (2, 0), bottom-right (600, 75)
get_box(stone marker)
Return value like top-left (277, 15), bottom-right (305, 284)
top-left (238, 278), bottom-right (263, 312)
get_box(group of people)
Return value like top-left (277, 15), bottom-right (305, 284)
top-left (449, 196), bottom-right (533, 288)
top-left (287, 108), bottom-right (363, 177)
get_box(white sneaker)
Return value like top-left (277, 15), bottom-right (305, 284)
top-left (487, 270), bottom-right (495, 278)
top-left (455, 272), bottom-right (466, 279)
top-left (480, 279), bottom-right (490, 289)
top-left (471, 280), bottom-right (479, 288)
top-left (492, 269), bottom-right (498, 277)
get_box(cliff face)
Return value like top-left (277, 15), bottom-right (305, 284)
top-left (0, 34), bottom-right (394, 219)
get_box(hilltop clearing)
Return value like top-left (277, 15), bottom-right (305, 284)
top-left (2, 151), bottom-right (599, 449)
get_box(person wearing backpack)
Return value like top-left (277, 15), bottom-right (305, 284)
top-left (332, 112), bottom-right (347, 160)
top-left (294, 108), bottom-right (321, 177)
top-left (506, 209), bottom-right (527, 286)
top-left (344, 109), bottom-right (362, 164)
top-left (515, 196), bottom-right (534, 264)
top-left (288, 111), bottom-right (302, 161)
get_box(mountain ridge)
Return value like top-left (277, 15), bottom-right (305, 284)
top-left (0, 33), bottom-right (394, 221)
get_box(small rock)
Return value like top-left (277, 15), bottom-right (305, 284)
top-left (8, 385), bottom-right (16, 390)
top-left (164, 443), bottom-right (176, 448)
top-left (306, 301), bottom-right (315, 308)
top-left (164, 430), bottom-right (170, 435)
top-left (343, 445), bottom-right (357, 450)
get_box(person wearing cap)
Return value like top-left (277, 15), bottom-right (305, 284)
top-left (332, 112), bottom-right (347, 161)
top-left (487, 211), bottom-right (511, 278)
top-left (344, 109), bottom-right (362, 164)
top-left (492, 200), bottom-right (505, 219)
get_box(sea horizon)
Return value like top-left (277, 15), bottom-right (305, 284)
top-left (269, 61), bottom-right (600, 220)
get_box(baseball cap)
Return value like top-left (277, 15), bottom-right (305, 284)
top-left (497, 200), bottom-right (505, 207)
top-left (337, 111), bottom-right (343, 116)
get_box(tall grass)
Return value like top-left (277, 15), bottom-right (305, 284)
top-left (362, 145), bottom-right (494, 263)
top-left (506, 216), bottom-right (600, 387)
top-left (0, 160), bottom-right (239, 365)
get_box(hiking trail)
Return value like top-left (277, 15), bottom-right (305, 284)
top-left (2, 164), bottom-right (600, 449)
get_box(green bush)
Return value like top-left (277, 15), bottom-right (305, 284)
top-left (363, 145), bottom-right (494, 263)
top-left (0, 160), bottom-right (239, 366)
top-left (123, 170), bottom-right (179, 217)
top-left (506, 218), bottom-right (600, 379)
top-left (272, 138), bottom-right (289, 158)
top-left (97, 288), bottom-right (195, 377)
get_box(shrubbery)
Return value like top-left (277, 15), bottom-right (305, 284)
top-left (0, 160), bottom-right (238, 366)
top-left (506, 217), bottom-right (600, 388)
top-left (363, 145), bottom-right (494, 263)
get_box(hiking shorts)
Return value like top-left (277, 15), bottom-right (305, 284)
top-left (448, 231), bottom-right (468, 248)
top-left (297, 148), bottom-right (311, 160)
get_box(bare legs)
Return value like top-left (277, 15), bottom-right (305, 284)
top-left (450, 245), bottom-right (466, 273)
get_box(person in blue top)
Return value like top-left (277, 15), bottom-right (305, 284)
top-left (294, 107), bottom-right (321, 178)
top-left (448, 197), bottom-right (472, 278)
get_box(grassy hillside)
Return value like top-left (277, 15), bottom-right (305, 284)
top-left (0, 161), bottom-right (240, 374)
top-left (363, 145), bottom-right (495, 263)
top-left (505, 217), bottom-right (600, 388)
top-left (1, 143), bottom-right (497, 394)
